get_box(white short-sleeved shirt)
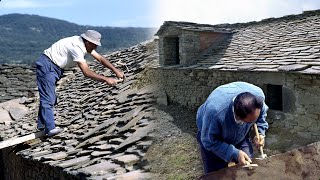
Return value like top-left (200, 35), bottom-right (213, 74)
top-left (44, 36), bottom-right (87, 69)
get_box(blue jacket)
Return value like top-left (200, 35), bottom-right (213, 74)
top-left (196, 82), bottom-right (269, 162)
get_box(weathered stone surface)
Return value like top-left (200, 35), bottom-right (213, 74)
top-left (89, 144), bottom-right (116, 150)
top-left (116, 124), bottom-right (153, 150)
top-left (137, 141), bottom-right (153, 149)
top-left (109, 138), bottom-right (125, 145)
top-left (0, 108), bottom-right (12, 124)
top-left (118, 112), bottom-right (147, 133)
top-left (156, 91), bottom-right (168, 106)
top-left (113, 154), bottom-right (139, 166)
top-left (81, 117), bottom-right (119, 139)
top-left (29, 150), bottom-right (53, 158)
top-left (41, 152), bottom-right (68, 161)
top-left (91, 151), bottom-right (112, 157)
top-left (107, 170), bottom-right (153, 179)
top-left (58, 156), bottom-right (90, 168)
top-left (79, 161), bottom-right (121, 175)
top-left (0, 65), bottom-right (36, 104)
top-left (278, 64), bottom-right (309, 71)
top-left (9, 106), bottom-right (29, 120)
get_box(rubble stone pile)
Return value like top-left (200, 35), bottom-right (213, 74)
top-left (0, 64), bottom-right (37, 103)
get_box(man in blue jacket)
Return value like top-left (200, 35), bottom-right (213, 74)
top-left (196, 82), bottom-right (269, 174)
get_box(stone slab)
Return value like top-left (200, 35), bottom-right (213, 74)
top-left (91, 151), bottom-right (112, 157)
top-left (81, 117), bottom-right (119, 140)
top-left (41, 152), bottom-right (68, 161)
top-left (79, 161), bottom-right (121, 176)
top-left (58, 156), bottom-right (90, 168)
top-left (0, 108), bottom-right (12, 123)
top-left (107, 170), bottom-right (153, 179)
top-left (278, 64), bottom-right (309, 71)
top-left (9, 106), bottom-right (29, 120)
top-left (113, 154), bottom-right (139, 166)
top-left (116, 123), bottom-right (153, 150)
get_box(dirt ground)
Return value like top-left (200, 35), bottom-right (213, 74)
top-left (143, 104), bottom-right (203, 179)
top-left (201, 141), bottom-right (320, 179)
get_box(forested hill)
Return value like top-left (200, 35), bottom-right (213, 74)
top-left (0, 14), bottom-right (157, 65)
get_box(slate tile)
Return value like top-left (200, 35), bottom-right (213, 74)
top-left (41, 152), bottom-right (68, 161)
top-left (58, 156), bottom-right (90, 168)
top-left (79, 161), bottom-right (120, 176)
top-left (91, 151), bottom-right (112, 157)
top-left (116, 123), bottom-right (153, 150)
top-left (278, 64), bottom-right (310, 71)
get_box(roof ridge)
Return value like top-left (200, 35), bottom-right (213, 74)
top-left (157, 9), bottom-right (320, 31)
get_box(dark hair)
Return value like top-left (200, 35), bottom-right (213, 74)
top-left (234, 92), bottom-right (264, 119)
top-left (81, 37), bottom-right (89, 43)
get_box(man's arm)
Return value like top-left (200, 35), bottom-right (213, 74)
top-left (199, 107), bottom-right (240, 163)
top-left (256, 102), bottom-right (269, 136)
top-left (90, 50), bottom-right (125, 79)
top-left (253, 102), bottom-right (269, 147)
top-left (77, 61), bottom-right (121, 86)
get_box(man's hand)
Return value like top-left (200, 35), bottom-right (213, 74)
top-left (253, 135), bottom-right (265, 148)
top-left (104, 77), bottom-right (121, 86)
top-left (238, 150), bottom-right (252, 166)
top-left (114, 69), bottom-right (125, 80)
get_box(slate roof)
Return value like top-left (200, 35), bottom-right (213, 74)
top-left (0, 40), bottom-right (158, 179)
top-left (155, 21), bottom-right (232, 35)
top-left (158, 10), bottom-right (320, 74)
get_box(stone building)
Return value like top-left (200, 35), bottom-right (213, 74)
top-left (150, 10), bottom-right (320, 144)
top-left (156, 21), bottom-right (232, 66)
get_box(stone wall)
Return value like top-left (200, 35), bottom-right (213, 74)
top-left (0, 147), bottom-right (82, 180)
top-left (179, 31), bottom-right (200, 65)
top-left (158, 29), bottom-right (232, 66)
top-left (146, 67), bottom-right (320, 141)
top-left (0, 64), bottom-right (37, 103)
top-left (199, 32), bottom-right (223, 51)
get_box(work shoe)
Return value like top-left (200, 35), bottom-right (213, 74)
top-left (36, 126), bottom-right (45, 132)
top-left (47, 127), bottom-right (63, 137)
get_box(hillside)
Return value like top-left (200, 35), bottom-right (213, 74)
top-left (0, 13), bottom-right (157, 64)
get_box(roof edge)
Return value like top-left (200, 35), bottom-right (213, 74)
top-left (155, 9), bottom-right (320, 35)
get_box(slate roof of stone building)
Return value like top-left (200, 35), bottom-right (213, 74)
top-left (158, 10), bottom-right (320, 74)
top-left (155, 21), bottom-right (232, 35)
top-left (0, 40), bottom-right (158, 179)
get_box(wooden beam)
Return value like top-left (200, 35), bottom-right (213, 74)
top-left (0, 131), bottom-right (45, 149)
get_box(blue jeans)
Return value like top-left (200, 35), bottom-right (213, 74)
top-left (197, 131), bottom-right (253, 174)
top-left (36, 54), bottom-right (63, 133)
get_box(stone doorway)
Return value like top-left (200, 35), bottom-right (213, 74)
top-left (266, 84), bottom-right (283, 111)
top-left (163, 37), bottom-right (180, 65)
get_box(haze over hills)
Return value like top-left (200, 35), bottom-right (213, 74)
top-left (0, 14), bottom-right (157, 65)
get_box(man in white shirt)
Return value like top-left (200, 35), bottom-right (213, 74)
top-left (36, 30), bottom-right (125, 136)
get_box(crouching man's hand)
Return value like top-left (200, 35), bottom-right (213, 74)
top-left (253, 134), bottom-right (265, 148)
top-left (238, 150), bottom-right (252, 166)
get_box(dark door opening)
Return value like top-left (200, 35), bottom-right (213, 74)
top-left (174, 37), bottom-right (180, 64)
top-left (266, 84), bottom-right (283, 111)
top-left (163, 37), bottom-right (180, 65)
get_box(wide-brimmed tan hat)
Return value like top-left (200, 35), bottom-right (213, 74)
top-left (81, 30), bottom-right (102, 46)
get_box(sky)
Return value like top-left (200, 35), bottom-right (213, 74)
top-left (1, 0), bottom-right (320, 28)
